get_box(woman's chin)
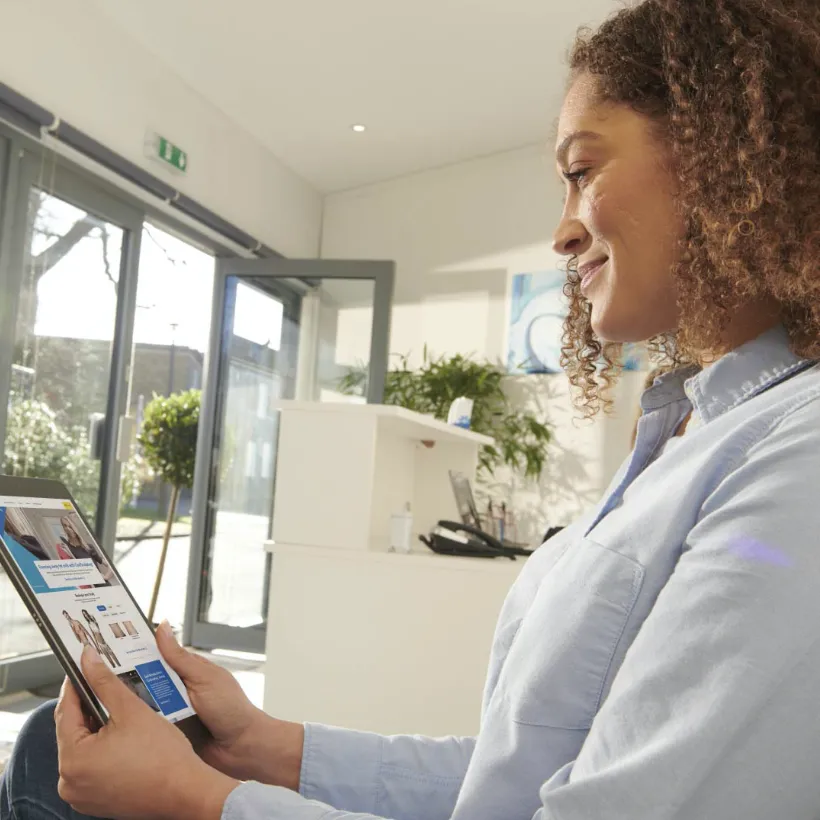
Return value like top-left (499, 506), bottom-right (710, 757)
top-left (590, 302), bottom-right (668, 344)
top-left (590, 312), bottom-right (628, 344)
top-left (590, 310), bottom-right (648, 346)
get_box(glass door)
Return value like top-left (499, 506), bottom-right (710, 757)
top-left (0, 150), bottom-right (141, 692)
top-left (112, 224), bottom-right (215, 626)
top-left (185, 259), bottom-right (394, 652)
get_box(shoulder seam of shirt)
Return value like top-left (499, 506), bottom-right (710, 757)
top-left (718, 384), bottom-right (820, 480)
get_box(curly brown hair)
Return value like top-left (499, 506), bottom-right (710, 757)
top-left (561, 0), bottom-right (820, 416)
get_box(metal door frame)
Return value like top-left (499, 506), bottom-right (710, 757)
top-left (13, 149), bottom-right (144, 548)
top-left (0, 142), bottom-right (142, 692)
top-left (184, 258), bottom-right (395, 651)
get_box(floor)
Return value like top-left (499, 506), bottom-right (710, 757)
top-left (0, 650), bottom-right (265, 775)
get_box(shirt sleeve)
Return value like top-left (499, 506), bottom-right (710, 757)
top-left (536, 402), bottom-right (820, 819)
top-left (222, 724), bottom-right (475, 820)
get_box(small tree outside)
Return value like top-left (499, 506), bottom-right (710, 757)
top-left (138, 389), bottom-right (200, 623)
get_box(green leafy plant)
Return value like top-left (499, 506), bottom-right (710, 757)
top-left (3, 396), bottom-right (146, 528)
top-left (338, 351), bottom-right (551, 480)
top-left (3, 399), bottom-right (72, 482)
top-left (138, 389), bottom-right (200, 622)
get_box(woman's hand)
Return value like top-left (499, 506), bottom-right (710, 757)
top-left (55, 646), bottom-right (238, 820)
top-left (156, 622), bottom-right (305, 788)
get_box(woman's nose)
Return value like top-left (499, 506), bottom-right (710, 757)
top-left (552, 214), bottom-right (588, 257)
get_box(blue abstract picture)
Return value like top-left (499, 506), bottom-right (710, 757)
top-left (507, 271), bottom-right (566, 374)
top-left (507, 272), bottom-right (645, 374)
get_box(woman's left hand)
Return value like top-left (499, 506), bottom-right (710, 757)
top-left (55, 646), bottom-right (239, 820)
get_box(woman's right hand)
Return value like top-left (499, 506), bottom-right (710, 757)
top-left (156, 622), bottom-right (305, 789)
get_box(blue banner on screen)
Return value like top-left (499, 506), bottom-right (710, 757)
top-left (135, 660), bottom-right (189, 716)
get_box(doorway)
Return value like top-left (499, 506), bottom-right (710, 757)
top-left (185, 259), bottom-right (394, 652)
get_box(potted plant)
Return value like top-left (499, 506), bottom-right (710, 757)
top-left (338, 351), bottom-right (551, 480)
top-left (138, 389), bottom-right (200, 624)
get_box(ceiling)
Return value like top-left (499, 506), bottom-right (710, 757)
top-left (91, 0), bottom-right (613, 193)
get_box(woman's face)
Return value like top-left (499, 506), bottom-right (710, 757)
top-left (62, 517), bottom-right (80, 544)
top-left (553, 73), bottom-right (683, 343)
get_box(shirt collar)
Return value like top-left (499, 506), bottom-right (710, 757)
top-left (640, 325), bottom-right (816, 423)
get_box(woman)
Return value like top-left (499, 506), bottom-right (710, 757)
top-left (53, 538), bottom-right (74, 561)
top-left (59, 515), bottom-right (115, 585)
top-left (3, 1), bottom-right (820, 818)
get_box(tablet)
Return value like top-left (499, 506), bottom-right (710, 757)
top-left (0, 475), bottom-right (209, 749)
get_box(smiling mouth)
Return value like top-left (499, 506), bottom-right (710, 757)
top-left (579, 259), bottom-right (607, 293)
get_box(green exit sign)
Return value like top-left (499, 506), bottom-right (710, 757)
top-left (146, 132), bottom-right (188, 174)
top-left (158, 137), bottom-right (187, 172)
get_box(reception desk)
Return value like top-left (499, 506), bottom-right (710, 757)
top-left (259, 401), bottom-right (527, 736)
top-left (262, 541), bottom-right (524, 736)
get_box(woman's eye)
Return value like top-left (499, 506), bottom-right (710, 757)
top-left (562, 167), bottom-right (590, 186)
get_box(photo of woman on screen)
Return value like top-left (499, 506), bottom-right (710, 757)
top-left (59, 515), bottom-right (115, 585)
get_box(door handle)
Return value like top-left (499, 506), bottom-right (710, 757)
top-left (88, 413), bottom-right (105, 460)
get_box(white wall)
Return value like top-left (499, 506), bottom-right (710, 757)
top-left (323, 145), bottom-right (556, 365)
top-left (322, 145), bottom-right (644, 536)
top-left (2, 0), bottom-right (322, 257)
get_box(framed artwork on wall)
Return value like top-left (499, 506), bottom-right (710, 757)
top-left (507, 271), bottom-right (645, 374)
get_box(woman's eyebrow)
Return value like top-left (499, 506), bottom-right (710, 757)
top-left (555, 130), bottom-right (602, 165)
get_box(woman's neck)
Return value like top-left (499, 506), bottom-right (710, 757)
top-left (696, 300), bottom-right (780, 369)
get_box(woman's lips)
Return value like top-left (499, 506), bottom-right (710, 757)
top-left (579, 259), bottom-right (607, 294)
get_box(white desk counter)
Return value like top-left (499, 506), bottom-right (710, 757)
top-left (262, 541), bottom-right (525, 737)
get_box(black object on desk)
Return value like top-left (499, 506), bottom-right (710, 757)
top-left (420, 520), bottom-right (533, 560)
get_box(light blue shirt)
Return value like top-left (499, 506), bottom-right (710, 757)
top-left (224, 325), bottom-right (820, 820)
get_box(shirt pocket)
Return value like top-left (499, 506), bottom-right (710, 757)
top-left (499, 537), bottom-right (644, 730)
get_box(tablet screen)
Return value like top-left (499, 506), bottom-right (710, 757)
top-left (0, 495), bottom-right (195, 722)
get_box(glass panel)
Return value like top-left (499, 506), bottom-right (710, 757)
top-left (200, 278), bottom-right (300, 628)
top-left (1, 189), bottom-right (124, 662)
top-left (198, 277), bottom-right (378, 635)
top-left (112, 224), bottom-right (214, 624)
top-left (313, 280), bottom-right (375, 402)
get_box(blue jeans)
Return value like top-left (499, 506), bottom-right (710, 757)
top-left (0, 701), bottom-right (103, 820)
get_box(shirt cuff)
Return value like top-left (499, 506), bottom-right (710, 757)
top-left (222, 781), bottom-right (334, 820)
top-left (299, 722), bottom-right (385, 814)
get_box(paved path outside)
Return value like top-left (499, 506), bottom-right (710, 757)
top-left (115, 517), bottom-right (192, 541)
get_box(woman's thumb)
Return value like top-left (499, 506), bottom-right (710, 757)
top-left (80, 645), bottom-right (129, 716)
top-left (156, 621), bottom-right (206, 682)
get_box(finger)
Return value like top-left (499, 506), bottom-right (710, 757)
top-left (60, 678), bottom-right (96, 733)
top-left (156, 621), bottom-right (216, 685)
top-left (80, 645), bottom-right (145, 721)
top-left (55, 678), bottom-right (93, 747)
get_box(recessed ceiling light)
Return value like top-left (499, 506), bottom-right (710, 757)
top-left (351, 124), bottom-right (367, 133)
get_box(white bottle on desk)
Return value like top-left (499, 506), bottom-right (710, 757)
top-left (389, 502), bottom-right (414, 553)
